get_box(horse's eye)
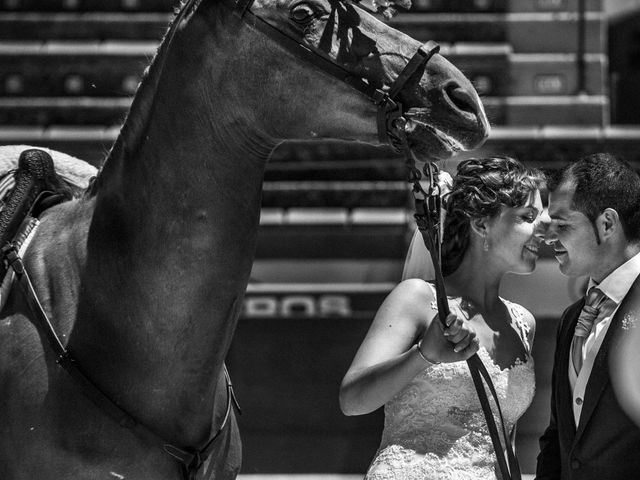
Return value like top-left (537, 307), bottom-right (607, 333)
top-left (290, 3), bottom-right (315, 24)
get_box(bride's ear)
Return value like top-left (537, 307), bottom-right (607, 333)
top-left (469, 216), bottom-right (488, 239)
top-left (470, 216), bottom-right (491, 250)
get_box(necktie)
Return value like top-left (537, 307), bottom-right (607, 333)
top-left (572, 287), bottom-right (614, 374)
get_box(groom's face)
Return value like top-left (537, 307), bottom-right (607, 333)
top-left (546, 181), bottom-right (600, 278)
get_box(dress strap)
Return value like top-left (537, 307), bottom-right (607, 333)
top-left (426, 282), bottom-right (439, 311)
top-left (501, 299), bottom-right (532, 354)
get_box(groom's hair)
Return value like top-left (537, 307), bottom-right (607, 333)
top-left (557, 153), bottom-right (640, 242)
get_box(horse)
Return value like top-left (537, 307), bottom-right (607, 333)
top-left (0, 0), bottom-right (489, 478)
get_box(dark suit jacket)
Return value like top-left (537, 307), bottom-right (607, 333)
top-left (536, 276), bottom-right (640, 480)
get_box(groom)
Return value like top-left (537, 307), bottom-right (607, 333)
top-left (536, 153), bottom-right (640, 479)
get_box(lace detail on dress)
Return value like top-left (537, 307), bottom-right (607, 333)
top-left (366, 291), bottom-right (536, 480)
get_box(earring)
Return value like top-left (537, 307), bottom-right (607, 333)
top-left (483, 234), bottom-right (489, 251)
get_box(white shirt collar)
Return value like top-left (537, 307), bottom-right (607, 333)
top-left (588, 251), bottom-right (640, 304)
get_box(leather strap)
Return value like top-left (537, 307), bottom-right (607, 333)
top-left (377, 41), bottom-right (439, 149)
top-left (413, 167), bottom-right (521, 480)
top-left (387, 40), bottom-right (439, 100)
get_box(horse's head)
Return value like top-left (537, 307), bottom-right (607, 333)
top-left (186, 0), bottom-right (489, 160)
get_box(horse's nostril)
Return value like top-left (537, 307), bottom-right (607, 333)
top-left (445, 84), bottom-right (477, 115)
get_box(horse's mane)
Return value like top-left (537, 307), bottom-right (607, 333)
top-left (87, 0), bottom-right (203, 197)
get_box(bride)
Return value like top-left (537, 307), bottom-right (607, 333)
top-left (339, 157), bottom-right (546, 479)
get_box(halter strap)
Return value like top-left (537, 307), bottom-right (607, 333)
top-left (377, 40), bottom-right (439, 150)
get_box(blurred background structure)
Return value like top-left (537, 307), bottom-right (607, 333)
top-left (1, 0), bottom-right (639, 476)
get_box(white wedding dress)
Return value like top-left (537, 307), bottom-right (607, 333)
top-left (365, 296), bottom-right (536, 480)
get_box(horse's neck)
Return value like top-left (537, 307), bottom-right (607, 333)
top-left (69, 19), bottom-right (276, 444)
top-left (91, 9), bottom-right (274, 333)
top-left (78, 120), bottom-right (269, 445)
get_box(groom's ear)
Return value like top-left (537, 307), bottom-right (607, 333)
top-left (598, 208), bottom-right (621, 241)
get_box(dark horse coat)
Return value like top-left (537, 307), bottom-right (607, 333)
top-left (536, 275), bottom-right (640, 480)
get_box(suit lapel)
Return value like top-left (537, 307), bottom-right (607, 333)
top-left (574, 274), bottom-right (640, 443)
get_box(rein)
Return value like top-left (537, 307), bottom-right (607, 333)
top-left (409, 161), bottom-right (522, 480)
top-left (1, 149), bottom-right (241, 480)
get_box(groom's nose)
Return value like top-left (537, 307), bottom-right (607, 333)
top-left (534, 209), bottom-right (550, 240)
top-left (544, 223), bottom-right (558, 245)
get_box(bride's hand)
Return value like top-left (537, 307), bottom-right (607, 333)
top-left (418, 312), bottom-right (480, 364)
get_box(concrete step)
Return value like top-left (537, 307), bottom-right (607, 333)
top-left (0, 0), bottom-right (601, 12)
top-left (3, 126), bottom-right (640, 170)
top-left (0, 0), bottom-right (173, 11)
top-left (0, 10), bottom-right (605, 53)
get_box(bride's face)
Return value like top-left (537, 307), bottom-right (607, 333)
top-left (486, 189), bottom-right (546, 274)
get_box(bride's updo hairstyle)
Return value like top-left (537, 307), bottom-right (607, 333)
top-left (441, 156), bottom-right (545, 277)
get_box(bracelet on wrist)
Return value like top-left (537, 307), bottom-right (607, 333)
top-left (416, 341), bottom-right (441, 365)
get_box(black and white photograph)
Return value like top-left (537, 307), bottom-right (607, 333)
top-left (1, 0), bottom-right (640, 479)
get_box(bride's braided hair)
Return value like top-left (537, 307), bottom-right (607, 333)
top-left (441, 156), bottom-right (545, 277)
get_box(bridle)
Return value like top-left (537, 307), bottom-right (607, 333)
top-left (229, 0), bottom-right (440, 154)
top-left (171, 0), bottom-right (439, 157)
